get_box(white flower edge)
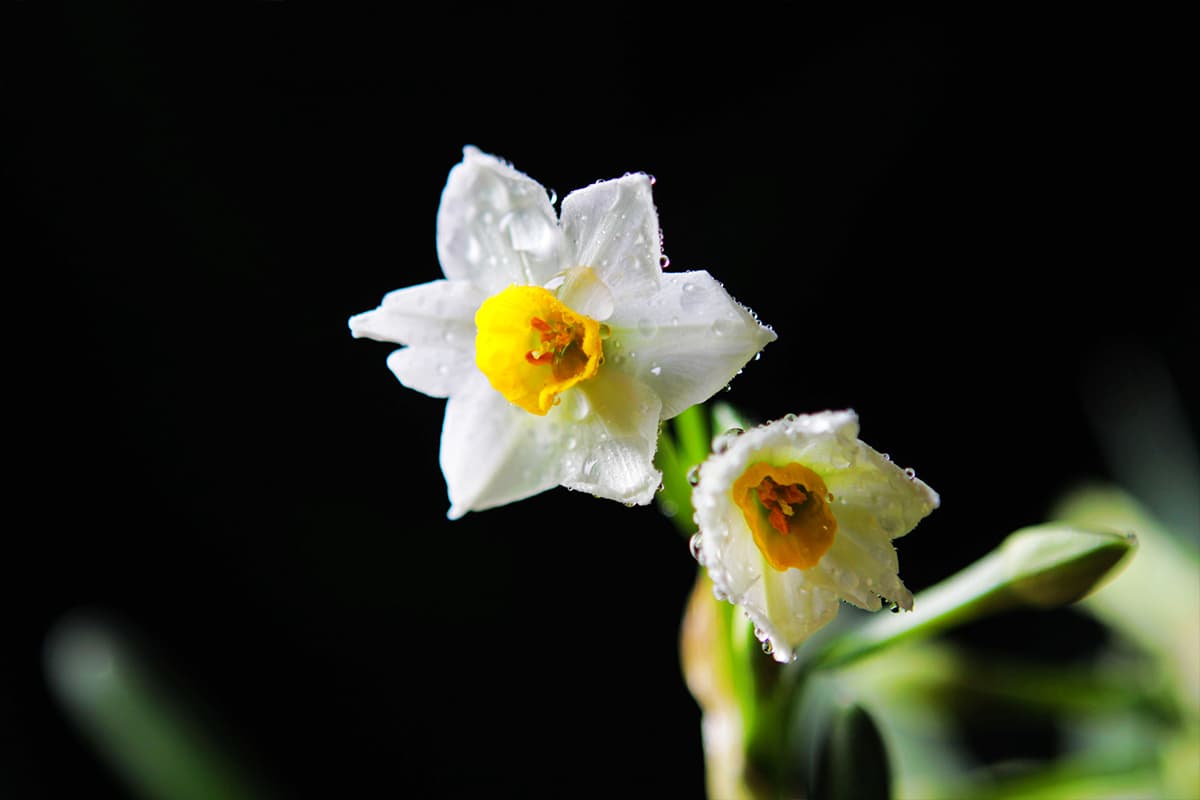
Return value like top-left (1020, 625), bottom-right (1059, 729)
top-left (692, 410), bottom-right (939, 662)
top-left (350, 147), bottom-right (776, 517)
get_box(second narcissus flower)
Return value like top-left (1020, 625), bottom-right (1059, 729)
top-left (692, 410), bottom-right (939, 662)
top-left (350, 147), bottom-right (776, 518)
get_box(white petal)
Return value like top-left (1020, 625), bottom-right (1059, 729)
top-left (803, 521), bottom-right (906, 612)
top-left (547, 265), bottom-right (615, 321)
top-left (560, 174), bottom-right (662, 302)
top-left (436, 147), bottom-right (568, 294)
top-left (385, 347), bottom-right (474, 398)
top-left (755, 570), bottom-right (842, 663)
top-left (605, 271), bottom-right (776, 418)
top-left (558, 369), bottom-right (663, 506)
top-left (440, 373), bottom-right (564, 518)
top-left (823, 447), bottom-right (941, 543)
top-left (348, 279), bottom-right (483, 349)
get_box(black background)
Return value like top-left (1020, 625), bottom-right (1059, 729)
top-left (6, 6), bottom-right (1194, 798)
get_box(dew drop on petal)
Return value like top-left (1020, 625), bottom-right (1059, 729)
top-left (649, 363), bottom-right (662, 376)
top-left (548, 188), bottom-right (557, 205)
top-left (573, 394), bottom-right (590, 420)
top-left (710, 319), bottom-right (731, 337)
top-left (904, 467), bottom-right (917, 479)
top-left (659, 254), bottom-right (670, 268)
top-left (689, 532), bottom-right (704, 562)
top-left (686, 465), bottom-right (701, 486)
top-left (712, 428), bottom-right (744, 453)
top-left (761, 639), bottom-right (774, 655)
top-left (679, 283), bottom-right (700, 310)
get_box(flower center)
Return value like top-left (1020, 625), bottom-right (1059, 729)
top-left (731, 461), bottom-right (837, 570)
top-left (474, 285), bottom-right (603, 415)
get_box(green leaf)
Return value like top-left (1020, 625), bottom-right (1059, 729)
top-left (808, 523), bottom-right (1137, 670)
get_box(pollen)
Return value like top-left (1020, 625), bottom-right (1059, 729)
top-left (475, 285), bottom-right (603, 415)
top-left (731, 461), bottom-right (837, 570)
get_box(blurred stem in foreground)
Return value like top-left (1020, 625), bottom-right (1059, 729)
top-left (44, 611), bottom-right (269, 800)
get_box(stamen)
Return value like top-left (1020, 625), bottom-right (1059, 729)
top-left (475, 285), bottom-right (604, 416)
top-left (732, 462), bottom-right (837, 571)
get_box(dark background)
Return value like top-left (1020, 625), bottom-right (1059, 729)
top-left (6, 5), bottom-right (1193, 798)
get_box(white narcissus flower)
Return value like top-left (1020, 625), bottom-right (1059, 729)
top-left (692, 410), bottom-right (939, 663)
top-left (350, 147), bottom-right (776, 518)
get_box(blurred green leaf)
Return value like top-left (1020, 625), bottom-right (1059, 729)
top-left (1053, 483), bottom-right (1200, 712)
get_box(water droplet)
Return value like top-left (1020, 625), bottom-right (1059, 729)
top-left (548, 188), bottom-right (557, 205)
top-left (465, 234), bottom-right (482, 264)
top-left (689, 532), bottom-right (704, 562)
top-left (753, 352), bottom-right (761, 361)
top-left (583, 459), bottom-right (599, 478)
top-left (637, 318), bottom-right (657, 337)
top-left (649, 174), bottom-right (657, 185)
top-left (904, 467), bottom-right (917, 479)
top-left (710, 319), bottom-right (731, 337)
top-left (659, 254), bottom-right (671, 268)
top-left (598, 323), bottom-right (612, 339)
top-left (573, 394), bottom-right (590, 420)
top-left (761, 639), bottom-right (774, 655)
top-left (889, 601), bottom-right (901, 614)
top-left (713, 428), bottom-right (744, 453)
top-left (753, 626), bottom-right (769, 643)
top-left (687, 465), bottom-right (701, 486)
top-left (679, 289), bottom-right (704, 315)
top-left (566, 437), bottom-right (578, 450)
top-left (649, 364), bottom-right (662, 376)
